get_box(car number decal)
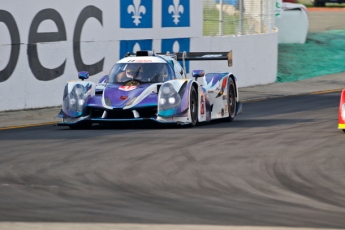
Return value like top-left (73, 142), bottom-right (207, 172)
top-left (119, 86), bottom-right (137, 91)
top-left (222, 77), bottom-right (228, 89)
top-left (128, 60), bottom-right (152, 63)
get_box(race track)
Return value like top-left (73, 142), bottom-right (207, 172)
top-left (1, 92), bottom-right (345, 229)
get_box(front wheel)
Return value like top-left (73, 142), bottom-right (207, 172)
top-left (68, 121), bottom-right (92, 130)
top-left (189, 87), bottom-right (198, 127)
top-left (227, 78), bottom-right (236, 122)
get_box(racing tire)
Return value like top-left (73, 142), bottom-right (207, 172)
top-left (189, 87), bottom-right (198, 127)
top-left (227, 78), bottom-right (236, 122)
top-left (343, 129), bottom-right (345, 133)
top-left (68, 122), bottom-right (92, 130)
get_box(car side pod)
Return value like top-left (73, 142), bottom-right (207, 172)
top-left (338, 89), bottom-right (345, 132)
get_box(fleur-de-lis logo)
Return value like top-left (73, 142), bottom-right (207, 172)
top-left (133, 43), bottom-right (141, 53)
top-left (168, 0), bottom-right (184, 25)
top-left (128, 0), bottom-right (146, 26)
top-left (172, 41), bottom-right (180, 52)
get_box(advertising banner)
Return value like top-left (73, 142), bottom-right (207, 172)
top-left (0, 0), bottom-right (202, 110)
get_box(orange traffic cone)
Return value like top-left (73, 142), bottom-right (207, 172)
top-left (338, 89), bottom-right (345, 132)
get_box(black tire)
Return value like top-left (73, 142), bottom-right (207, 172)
top-left (189, 87), bottom-right (198, 127)
top-left (69, 121), bottom-right (92, 130)
top-left (227, 78), bottom-right (236, 122)
top-left (343, 129), bottom-right (345, 133)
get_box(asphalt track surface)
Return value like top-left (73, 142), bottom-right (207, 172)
top-left (307, 8), bottom-right (345, 32)
top-left (1, 91), bottom-right (345, 230)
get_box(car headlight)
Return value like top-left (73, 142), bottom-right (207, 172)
top-left (342, 104), bottom-right (345, 121)
top-left (63, 84), bottom-right (86, 117)
top-left (168, 97), bottom-right (176, 104)
top-left (160, 98), bottom-right (166, 105)
top-left (70, 98), bottom-right (76, 105)
top-left (162, 87), bottom-right (171, 95)
top-left (79, 99), bottom-right (85, 106)
top-left (75, 87), bottom-right (84, 96)
top-left (158, 83), bottom-right (181, 112)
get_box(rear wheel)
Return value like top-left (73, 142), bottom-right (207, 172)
top-left (190, 87), bottom-right (198, 127)
top-left (227, 78), bottom-right (236, 122)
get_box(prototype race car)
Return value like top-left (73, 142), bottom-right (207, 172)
top-left (338, 89), bottom-right (345, 132)
top-left (57, 50), bottom-right (242, 128)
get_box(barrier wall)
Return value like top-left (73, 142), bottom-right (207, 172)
top-left (275, 3), bottom-right (309, 44)
top-left (0, 0), bottom-right (277, 111)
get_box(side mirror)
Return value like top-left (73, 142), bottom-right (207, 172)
top-left (192, 70), bottom-right (205, 80)
top-left (78, 71), bottom-right (89, 81)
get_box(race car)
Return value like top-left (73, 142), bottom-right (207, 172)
top-left (338, 89), bottom-right (345, 132)
top-left (57, 50), bottom-right (242, 128)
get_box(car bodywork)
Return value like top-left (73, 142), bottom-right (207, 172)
top-left (57, 50), bottom-right (242, 128)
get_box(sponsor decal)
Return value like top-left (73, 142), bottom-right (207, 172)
top-left (127, 59), bottom-right (152, 63)
top-left (200, 95), bottom-right (205, 115)
top-left (120, 95), bottom-right (128, 100)
top-left (119, 85), bottom-right (137, 91)
top-left (135, 60), bottom-right (152, 63)
top-left (202, 54), bottom-right (222, 58)
top-left (216, 78), bottom-right (228, 98)
top-left (222, 77), bottom-right (228, 89)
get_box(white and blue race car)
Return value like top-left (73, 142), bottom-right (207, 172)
top-left (57, 50), bottom-right (242, 128)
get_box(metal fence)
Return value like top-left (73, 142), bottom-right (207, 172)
top-left (203, 0), bottom-right (276, 36)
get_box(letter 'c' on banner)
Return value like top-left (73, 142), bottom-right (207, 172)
top-left (73, 5), bottom-right (104, 76)
top-left (0, 10), bottom-right (20, 83)
top-left (27, 9), bottom-right (67, 81)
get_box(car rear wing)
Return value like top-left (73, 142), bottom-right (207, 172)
top-left (124, 50), bottom-right (232, 78)
top-left (157, 51), bottom-right (232, 79)
top-left (125, 50), bottom-right (232, 67)
top-left (164, 51), bottom-right (233, 78)
top-left (175, 51), bottom-right (233, 67)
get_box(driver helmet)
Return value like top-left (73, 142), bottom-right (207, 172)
top-left (126, 63), bottom-right (143, 79)
top-left (152, 64), bottom-right (167, 81)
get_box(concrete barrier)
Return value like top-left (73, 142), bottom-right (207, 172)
top-left (275, 3), bottom-right (309, 44)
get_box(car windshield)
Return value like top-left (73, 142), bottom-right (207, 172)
top-left (108, 63), bottom-right (174, 84)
